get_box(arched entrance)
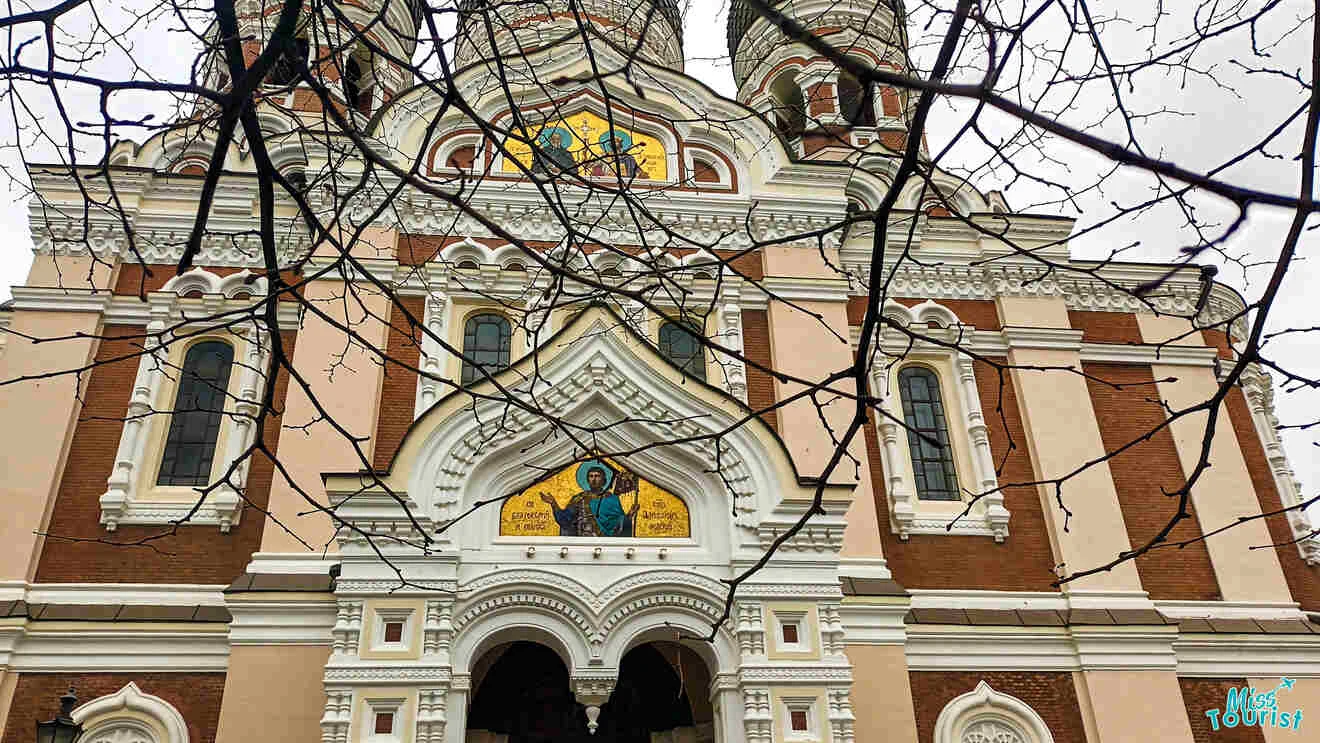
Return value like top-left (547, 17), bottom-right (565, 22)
top-left (597, 642), bottom-right (713, 743)
top-left (466, 641), bottom-right (586, 743)
top-left (464, 641), bottom-right (714, 743)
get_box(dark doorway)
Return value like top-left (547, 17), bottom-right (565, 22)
top-left (466, 641), bottom-right (588, 743)
top-left (595, 643), bottom-right (712, 743)
top-left (464, 640), bottom-right (713, 743)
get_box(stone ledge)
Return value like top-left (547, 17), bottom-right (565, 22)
top-left (0, 600), bottom-right (231, 623)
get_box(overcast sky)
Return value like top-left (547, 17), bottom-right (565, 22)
top-left (2, 1), bottom-right (1316, 505)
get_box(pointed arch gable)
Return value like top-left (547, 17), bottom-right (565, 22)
top-left (323, 303), bottom-right (851, 546)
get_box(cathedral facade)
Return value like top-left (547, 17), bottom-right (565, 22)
top-left (1, 2), bottom-right (1319, 743)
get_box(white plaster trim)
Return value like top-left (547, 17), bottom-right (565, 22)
top-left (904, 625), bottom-right (1079, 672)
top-left (933, 681), bottom-right (1055, 743)
top-left (907, 589), bottom-right (1068, 612)
top-left (1154, 599), bottom-right (1305, 620)
top-left (6, 287), bottom-right (113, 313)
top-left (757, 277), bottom-right (852, 303)
top-left (98, 270), bottom-right (276, 533)
top-left (871, 300), bottom-right (1009, 542)
top-left (1240, 364), bottom-right (1320, 565)
top-left (1175, 632), bottom-right (1320, 677)
top-left (1068, 625), bottom-right (1181, 671)
top-left (837, 599), bottom-right (908, 645)
top-left (1078, 343), bottom-right (1220, 367)
top-left (226, 597), bottom-right (338, 645)
top-left (74, 682), bottom-right (191, 743)
top-left (836, 557), bottom-right (893, 581)
top-left (246, 553), bottom-right (341, 575)
top-left (905, 621), bottom-right (1180, 672)
top-left (5, 624), bottom-right (230, 672)
top-left (102, 294), bottom-right (303, 328)
top-left (23, 583), bottom-right (226, 607)
top-left (1000, 325), bottom-right (1084, 351)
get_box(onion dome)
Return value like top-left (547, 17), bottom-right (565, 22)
top-left (457, 0), bottom-right (684, 71)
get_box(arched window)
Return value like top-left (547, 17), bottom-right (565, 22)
top-left (74, 682), bottom-right (191, 743)
top-left (157, 341), bottom-right (235, 486)
top-left (838, 70), bottom-right (877, 127)
top-left (461, 313), bottom-right (512, 385)
top-left (659, 321), bottom-right (705, 381)
top-left (268, 36), bottom-right (310, 87)
top-left (898, 366), bottom-right (960, 500)
top-left (769, 71), bottom-right (806, 138)
top-left (934, 681), bottom-right (1054, 743)
top-left (343, 47), bottom-right (375, 114)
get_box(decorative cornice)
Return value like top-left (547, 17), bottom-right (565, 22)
top-left (1175, 631), bottom-right (1320, 677)
top-left (225, 596), bottom-right (338, 645)
top-left (322, 664), bottom-right (453, 683)
top-left (1000, 326), bottom-right (1084, 352)
top-left (7, 287), bottom-right (113, 313)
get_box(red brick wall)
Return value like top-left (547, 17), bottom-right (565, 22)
top-left (867, 357), bottom-right (1059, 591)
top-left (742, 309), bottom-right (778, 434)
top-left (35, 327), bottom-right (295, 584)
top-left (1179, 678), bottom-right (1267, 743)
top-left (1, 673), bottom-right (226, 743)
top-left (1202, 329), bottom-right (1235, 360)
top-left (908, 671), bottom-right (1087, 743)
top-left (372, 297), bottom-right (425, 471)
top-left (1084, 362), bottom-right (1221, 600)
top-left (112, 264), bottom-right (300, 298)
top-left (1067, 310), bottom-right (1142, 344)
top-left (1225, 386), bottom-right (1320, 611)
top-left (806, 82), bottom-right (836, 116)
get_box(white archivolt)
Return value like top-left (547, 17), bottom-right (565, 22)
top-left (74, 683), bottom-right (190, 743)
top-left (933, 681), bottom-right (1054, 743)
top-left (404, 310), bottom-right (801, 546)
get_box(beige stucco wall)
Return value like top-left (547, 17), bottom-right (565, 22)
top-left (24, 253), bottom-right (115, 291)
top-left (765, 295), bottom-right (884, 559)
top-left (997, 297), bottom-right (1143, 593)
top-left (215, 644), bottom-right (331, 743)
top-left (1081, 670), bottom-right (1194, 742)
top-left (259, 277), bottom-right (392, 554)
top-left (844, 644), bottom-right (919, 743)
top-left (1251, 676), bottom-right (1317, 740)
top-left (0, 309), bottom-right (101, 582)
top-left (1137, 315), bottom-right (1291, 603)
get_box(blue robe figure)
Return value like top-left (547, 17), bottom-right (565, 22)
top-left (540, 463), bottom-right (639, 537)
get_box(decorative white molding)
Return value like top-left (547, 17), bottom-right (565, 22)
top-left (716, 283), bottom-right (749, 402)
top-left (415, 279), bottom-right (450, 418)
top-left (226, 597), bottom-right (338, 645)
top-left (836, 556), bottom-right (893, 581)
top-left (7, 287), bottom-right (114, 314)
top-left (933, 681), bottom-right (1054, 743)
top-left (871, 300), bottom-right (1009, 541)
top-left (99, 268), bottom-right (275, 533)
top-left (1240, 364), bottom-right (1320, 565)
top-left (1155, 599), bottom-right (1305, 621)
top-left (246, 553), bottom-right (342, 575)
top-left (1175, 632), bottom-right (1320, 678)
top-left (23, 583), bottom-right (226, 607)
top-left (4, 624), bottom-right (229, 672)
top-left (74, 682), bottom-right (191, 743)
top-left (1078, 342), bottom-right (1220, 367)
top-left (836, 599), bottom-right (909, 646)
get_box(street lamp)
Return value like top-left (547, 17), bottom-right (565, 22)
top-left (35, 687), bottom-right (82, 743)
